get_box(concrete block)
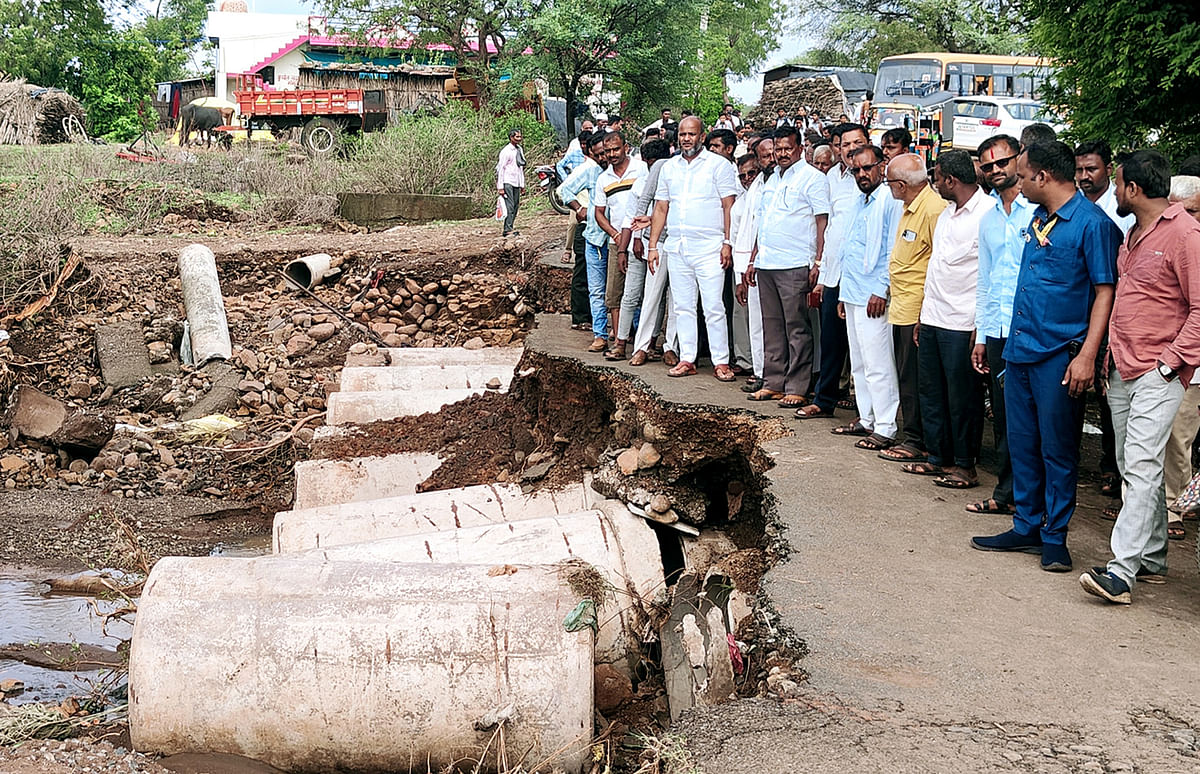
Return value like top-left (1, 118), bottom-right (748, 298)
top-left (382, 347), bottom-right (524, 368)
top-left (95, 321), bottom-right (153, 389)
top-left (274, 482), bottom-right (595, 552)
top-left (337, 192), bottom-right (474, 225)
top-left (6, 385), bottom-right (66, 440)
top-left (326, 388), bottom-right (482, 425)
top-left (309, 505), bottom-right (665, 667)
top-left (129, 557), bottom-right (592, 773)
top-left (339, 364), bottom-right (516, 394)
top-left (292, 453), bottom-right (441, 510)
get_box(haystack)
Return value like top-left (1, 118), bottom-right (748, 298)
top-left (745, 75), bottom-right (848, 129)
top-left (0, 79), bottom-right (87, 145)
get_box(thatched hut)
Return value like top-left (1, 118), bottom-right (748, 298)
top-left (0, 79), bottom-right (87, 145)
top-left (296, 62), bottom-right (453, 123)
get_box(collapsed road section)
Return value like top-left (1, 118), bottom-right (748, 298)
top-left (125, 334), bottom-right (803, 772)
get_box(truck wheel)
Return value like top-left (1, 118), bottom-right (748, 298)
top-left (301, 118), bottom-right (339, 156)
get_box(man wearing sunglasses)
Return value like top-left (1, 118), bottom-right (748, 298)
top-left (967, 134), bottom-right (1035, 518)
top-left (971, 141), bottom-right (1120, 573)
top-left (829, 145), bottom-right (903, 448)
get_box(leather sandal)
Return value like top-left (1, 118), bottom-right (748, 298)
top-left (604, 341), bottom-right (627, 361)
top-left (629, 350), bottom-right (648, 366)
top-left (663, 350), bottom-right (680, 367)
top-left (667, 360), bottom-right (697, 377)
top-left (714, 364), bottom-right (736, 382)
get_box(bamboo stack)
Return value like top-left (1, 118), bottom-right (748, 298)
top-left (0, 79), bottom-right (87, 145)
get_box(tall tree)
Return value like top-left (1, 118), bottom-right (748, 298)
top-left (1029, 0), bottom-right (1200, 155)
top-left (0, 0), bottom-right (108, 92)
top-left (140, 0), bottom-right (213, 84)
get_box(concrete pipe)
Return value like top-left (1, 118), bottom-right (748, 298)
top-left (178, 244), bottom-right (231, 363)
top-left (129, 557), bottom-right (593, 773)
top-left (291, 452), bottom-right (442, 510)
top-left (273, 482), bottom-right (594, 553)
top-left (283, 253), bottom-right (337, 290)
top-left (305, 506), bottom-right (665, 670)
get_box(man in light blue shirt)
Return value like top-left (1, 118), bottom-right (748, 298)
top-left (559, 132), bottom-right (612, 351)
top-left (970, 134), bottom-right (1035, 516)
top-left (745, 125), bottom-right (830, 406)
top-left (834, 145), bottom-right (903, 444)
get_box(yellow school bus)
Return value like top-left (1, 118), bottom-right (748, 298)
top-left (873, 53), bottom-right (1055, 103)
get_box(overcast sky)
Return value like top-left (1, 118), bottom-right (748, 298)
top-left (163, 0), bottom-right (811, 106)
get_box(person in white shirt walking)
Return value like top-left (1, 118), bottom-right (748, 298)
top-left (647, 116), bottom-right (741, 380)
top-left (745, 125), bottom-right (830, 407)
top-left (496, 129), bottom-right (525, 237)
top-left (908, 149), bottom-right (990, 489)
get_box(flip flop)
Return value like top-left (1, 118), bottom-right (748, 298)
top-left (855, 433), bottom-right (895, 451)
top-left (934, 472), bottom-right (979, 489)
top-left (795, 405), bottom-right (835, 419)
top-left (667, 361), bottom-right (697, 377)
top-left (714, 365), bottom-right (736, 382)
top-left (901, 462), bottom-right (944, 476)
top-left (836, 397), bottom-right (856, 411)
top-left (1100, 506), bottom-right (1120, 521)
top-left (777, 395), bottom-right (808, 408)
top-left (741, 378), bottom-right (765, 393)
top-left (878, 444), bottom-right (926, 462)
top-left (831, 421), bottom-right (870, 436)
top-left (965, 498), bottom-right (1015, 515)
top-left (746, 389), bottom-right (785, 402)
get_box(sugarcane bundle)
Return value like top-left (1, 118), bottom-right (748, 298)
top-left (745, 75), bottom-right (848, 129)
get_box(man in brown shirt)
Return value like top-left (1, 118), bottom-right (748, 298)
top-left (1080, 150), bottom-right (1200, 605)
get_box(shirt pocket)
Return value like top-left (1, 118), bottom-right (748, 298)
top-left (1035, 244), bottom-right (1079, 285)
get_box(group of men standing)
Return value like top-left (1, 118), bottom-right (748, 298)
top-left (507, 111), bottom-right (1200, 608)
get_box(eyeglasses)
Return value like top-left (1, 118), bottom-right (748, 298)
top-left (738, 170), bottom-right (760, 180)
top-left (980, 154), bottom-right (1018, 173)
top-left (849, 161), bottom-right (882, 174)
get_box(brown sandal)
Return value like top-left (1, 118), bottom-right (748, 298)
top-left (714, 364), bottom-right (736, 382)
top-left (746, 389), bottom-right (785, 402)
top-left (663, 350), bottom-right (680, 367)
top-left (667, 361), bottom-right (696, 377)
top-left (604, 341), bottom-right (627, 361)
top-left (629, 350), bottom-right (648, 366)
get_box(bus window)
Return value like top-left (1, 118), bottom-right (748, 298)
top-left (874, 58), bottom-right (943, 98)
top-left (973, 75), bottom-right (991, 95)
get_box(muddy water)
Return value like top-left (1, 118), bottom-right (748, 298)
top-left (0, 574), bottom-right (133, 705)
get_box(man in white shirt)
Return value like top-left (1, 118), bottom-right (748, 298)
top-left (621, 140), bottom-right (679, 367)
top-left (647, 116), bottom-right (741, 380)
top-left (594, 131), bottom-right (648, 359)
top-left (733, 137), bottom-right (775, 390)
top-left (644, 108), bottom-right (672, 136)
top-left (910, 149), bottom-right (990, 488)
top-left (566, 119), bottom-right (595, 153)
top-left (801, 123), bottom-right (867, 419)
top-left (745, 125), bottom-right (830, 407)
top-left (1075, 140), bottom-right (1135, 234)
top-left (495, 129), bottom-right (525, 236)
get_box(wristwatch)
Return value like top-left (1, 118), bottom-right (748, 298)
top-left (1158, 361), bottom-right (1178, 380)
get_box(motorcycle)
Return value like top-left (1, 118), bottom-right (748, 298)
top-left (534, 164), bottom-right (572, 215)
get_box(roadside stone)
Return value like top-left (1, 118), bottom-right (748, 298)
top-left (349, 342), bottom-right (368, 355)
top-left (522, 460), bottom-right (554, 482)
top-left (309, 322), bottom-right (337, 342)
top-left (7, 385), bottom-right (67, 440)
top-left (90, 452), bottom-right (122, 473)
top-left (147, 340), bottom-right (173, 364)
top-left (0, 455), bottom-right (27, 472)
top-left (285, 334), bottom-right (316, 358)
top-left (67, 381), bottom-right (93, 399)
top-left (644, 507), bottom-right (679, 525)
top-left (158, 447), bottom-right (176, 466)
top-left (463, 336), bottom-right (485, 350)
top-left (594, 663), bottom-right (633, 712)
top-left (485, 377), bottom-right (502, 390)
top-left (617, 448), bottom-right (639, 476)
top-left (122, 453), bottom-right (141, 469)
top-left (638, 443), bottom-right (661, 469)
top-left (650, 494), bottom-right (672, 514)
top-left (50, 413), bottom-right (115, 454)
top-left (95, 320), bottom-right (153, 388)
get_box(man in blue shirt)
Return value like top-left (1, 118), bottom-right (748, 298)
top-left (971, 141), bottom-right (1120, 572)
top-left (560, 132), bottom-right (613, 352)
top-left (833, 145), bottom-right (903, 447)
top-left (968, 134), bottom-right (1035, 516)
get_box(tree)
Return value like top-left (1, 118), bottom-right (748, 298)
top-left (0, 0), bottom-right (108, 92)
top-left (140, 0), bottom-right (213, 84)
top-left (1028, 0), bottom-right (1200, 155)
top-left (79, 27), bottom-right (157, 139)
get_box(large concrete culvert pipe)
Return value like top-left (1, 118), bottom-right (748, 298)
top-left (129, 557), bottom-right (593, 773)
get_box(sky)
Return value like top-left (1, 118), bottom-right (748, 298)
top-left (158, 0), bottom-right (811, 107)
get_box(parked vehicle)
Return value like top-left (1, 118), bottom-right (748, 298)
top-left (949, 96), bottom-right (1062, 153)
top-left (233, 75), bottom-right (387, 155)
top-left (534, 164), bottom-right (571, 215)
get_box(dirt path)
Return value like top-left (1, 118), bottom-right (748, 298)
top-left (525, 314), bottom-right (1200, 773)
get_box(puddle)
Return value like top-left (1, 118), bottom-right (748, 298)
top-left (209, 534), bottom-right (272, 557)
top-left (0, 574), bottom-right (133, 705)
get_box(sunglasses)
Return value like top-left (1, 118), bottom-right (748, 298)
top-left (739, 170), bottom-right (760, 180)
top-left (980, 154), bottom-right (1018, 173)
top-left (849, 161), bottom-right (882, 174)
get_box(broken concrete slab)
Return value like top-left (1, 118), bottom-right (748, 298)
top-left (326, 388), bottom-right (483, 425)
top-left (383, 347), bottom-right (524, 368)
top-left (291, 453), bottom-right (441, 510)
top-left (6, 385), bottom-right (67, 440)
top-left (661, 572), bottom-right (737, 721)
top-left (179, 362), bottom-right (240, 422)
top-left (129, 557), bottom-right (592, 774)
top-left (337, 192), bottom-right (473, 225)
top-left (50, 412), bottom-right (115, 455)
top-left (95, 321), bottom-right (154, 389)
top-left (338, 364), bottom-right (516, 393)
top-left (273, 482), bottom-right (595, 553)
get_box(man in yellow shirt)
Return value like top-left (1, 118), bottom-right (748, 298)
top-left (879, 154), bottom-right (946, 462)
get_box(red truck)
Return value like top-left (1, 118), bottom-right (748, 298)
top-left (233, 75), bottom-right (387, 155)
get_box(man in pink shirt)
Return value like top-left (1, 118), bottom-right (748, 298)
top-left (1080, 150), bottom-right (1200, 605)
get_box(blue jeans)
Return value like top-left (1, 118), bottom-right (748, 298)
top-left (585, 241), bottom-right (609, 338)
top-left (1006, 348), bottom-right (1085, 545)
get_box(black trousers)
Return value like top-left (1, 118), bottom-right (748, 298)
top-left (918, 324), bottom-right (984, 468)
top-left (570, 224), bottom-right (590, 325)
top-left (985, 336), bottom-right (1014, 505)
top-left (502, 183), bottom-right (521, 235)
top-left (892, 323), bottom-right (924, 449)
top-left (813, 284), bottom-right (849, 412)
